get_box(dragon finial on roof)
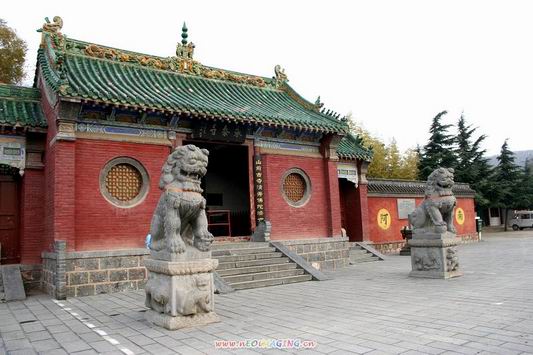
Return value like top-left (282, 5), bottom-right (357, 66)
top-left (38, 16), bottom-right (63, 33)
top-left (314, 96), bottom-right (324, 110)
top-left (273, 65), bottom-right (288, 88)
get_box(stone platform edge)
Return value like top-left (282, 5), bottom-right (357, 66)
top-left (275, 237), bottom-right (350, 271)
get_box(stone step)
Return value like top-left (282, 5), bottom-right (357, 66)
top-left (212, 246), bottom-right (276, 257)
top-left (215, 252), bottom-right (283, 263)
top-left (217, 262), bottom-right (297, 276)
top-left (217, 257), bottom-right (290, 270)
top-left (350, 253), bottom-right (379, 264)
top-left (222, 269), bottom-right (305, 284)
top-left (349, 248), bottom-right (369, 255)
top-left (230, 274), bottom-right (313, 290)
top-left (212, 242), bottom-right (268, 251)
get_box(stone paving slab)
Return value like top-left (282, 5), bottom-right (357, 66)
top-left (2, 232), bottom-right (533, 354)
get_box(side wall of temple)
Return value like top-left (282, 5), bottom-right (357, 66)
top-left (73, 139), bottom-right (169, 250)
top-left (367, 195), bottom-right (478, 254)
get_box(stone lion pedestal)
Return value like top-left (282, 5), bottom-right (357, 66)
top-left (144, 248), bottom-right (219, 329)
top-left (144, 145), bottom-right (219, 330)
top-left (409, 232), bottom-right (462, 279)
top-left (408, 168), bottom-right (463, 279)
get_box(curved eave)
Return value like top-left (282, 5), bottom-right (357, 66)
top-left (38, 36), bottom-right (349, 135)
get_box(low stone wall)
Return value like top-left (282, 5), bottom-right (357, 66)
top-left (65, 249), bottom-right (149, 297)
top-left (371, 233), bottom-right (480, 255)
top-left (41, 244), bottom-right (150, 298)
top-left (279, 237), bottom-right (350, 270)
top-left (459, 233), bottom-right (479, 243)
top-left (369, 240), bottom-right (406, 254)
top-left (42, 252), bottom-right (58, 297)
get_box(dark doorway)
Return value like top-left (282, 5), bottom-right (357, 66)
top-left (339, 178), bottom-right (361, 242)
top-left (0, 165), bottom-right (20, 264)
top-left (183, 141), bottom-right (251, 237)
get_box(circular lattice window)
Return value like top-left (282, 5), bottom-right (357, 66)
top-left (281, 169), bottom-right (311, 207)
top-left (100, 157), bottom-right (149, 208)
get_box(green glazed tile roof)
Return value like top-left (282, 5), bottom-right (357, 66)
top-left (337, 133), bottom-right (373, 162)
top-left (37, 31), bottom-right (350, 134)
top-left (368, 178), bottom-right (475, 197)
top-left (0, 84), bottom-right (47, 128)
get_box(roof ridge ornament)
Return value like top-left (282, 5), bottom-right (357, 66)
top-left (273, 65), bottom-right (288, 88)
top-left (176, 22), bottom-right (195, 60)
top-left (181, 22), bottom-right (189, 45)
top-left (38, 16), bottom-right (63, 34)
top-left (314, 96), bottom-right (324, 111)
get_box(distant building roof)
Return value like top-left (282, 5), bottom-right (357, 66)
top-left (0, 84), bottom-right (47, 128)
top-left (337, 133), bottom-right (372, 162)
top-left (368, 178), bottom-right (475, 197)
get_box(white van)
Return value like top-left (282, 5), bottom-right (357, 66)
top-left (510, 211), bottom-right (533, 231)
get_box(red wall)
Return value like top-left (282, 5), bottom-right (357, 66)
top-left (367, 196), bottom-right (477, 243)
top-left (262, 154), bottom-right (338, 239)
top-left (73, 139), bottom-right (170, 251)
top-left (455, 198), bottom-right (476, 236)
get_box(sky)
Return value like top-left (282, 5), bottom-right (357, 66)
top-left (3, 0), bottom-right (533, 155)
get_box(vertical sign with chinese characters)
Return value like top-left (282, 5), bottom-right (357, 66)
top-left (254, 154), bottom-right (265, 223)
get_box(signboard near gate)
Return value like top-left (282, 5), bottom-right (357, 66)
top-left (397, 198), bottom-right (416, 220)
top-left (0, 135), bottom-right (25, 175)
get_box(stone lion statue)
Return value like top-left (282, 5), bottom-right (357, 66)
top-left (408, 167), bottom-right (456, 234)
top-left (150, 145), bottom-right (214, 254)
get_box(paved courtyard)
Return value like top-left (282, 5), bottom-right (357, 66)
top-left (2, 231), bottom-right (533, 354)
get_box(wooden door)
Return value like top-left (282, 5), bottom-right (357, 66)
top-left (0, 173), bottom-right (19, 264)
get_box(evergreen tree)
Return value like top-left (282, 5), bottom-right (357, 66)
top-left (493, 140), bottom-right (523, 230)
top-left (0, 19), bottom-right (27, 84)
top-left (418, 111), bottom-right (456, 180)
top-left (453, 113), bottom-right (492, 208)
top-left (515, 160), bottom-right (533, 210)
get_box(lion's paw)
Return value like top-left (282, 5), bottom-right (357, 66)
top-left (167, 238), bottom-right (187, 253)
top-left (193, 231), bottom-right (214, 251)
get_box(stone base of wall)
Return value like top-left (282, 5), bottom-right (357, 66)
top-left (370, 233), bottom-right (480, 255)
top-left (369, 240), bottom-right (406, 254)
top-left (42, 247), bottom-right (150, 298)
top-left (20, 264), bottom-right (42, 291)
top-left (459, 233), bottom-right (479, 243)
top-left (64, 249), bottom-right (149, 297)
top-left (42, 253), bottom-right (57, 296)
top-left (279, 237), bottom-right (350, 271)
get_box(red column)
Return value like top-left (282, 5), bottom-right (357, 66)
top-left (324, 159), bottom-right (342, 237)
top-left (321, 134), bottom-right (342, 238)
top-left (353, 160), bottom-right (370, 241)
top-left (52, 140), bottom-right (76, 250)
top-left (354, 183), bottom-right (370, 241)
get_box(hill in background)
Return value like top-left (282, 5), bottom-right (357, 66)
top-left (488, 150), bottom-right (533, 167)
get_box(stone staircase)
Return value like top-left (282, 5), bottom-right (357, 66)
top-left (212, 242), bottom-right (312, 290)
top-left (349, 244), bottom-right (381, 265)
